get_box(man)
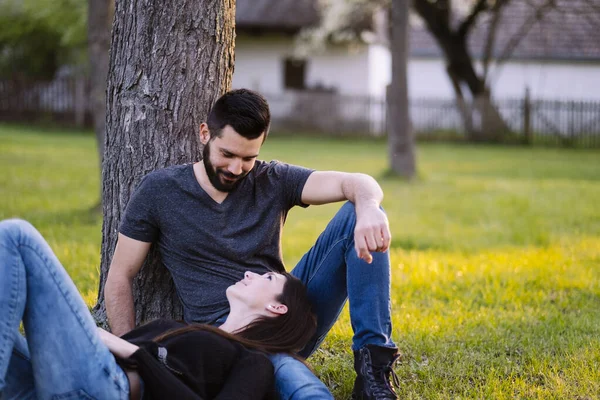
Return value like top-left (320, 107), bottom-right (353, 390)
top-left (105, 89), bottom-right (399, 400)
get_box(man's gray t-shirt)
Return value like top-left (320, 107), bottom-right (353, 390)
top-left (119, 160), bottom-right (313, 324)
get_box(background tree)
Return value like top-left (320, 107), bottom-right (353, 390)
top-left (412, 0), bottom-right (512, 141)
top-left (388, 0), bottom-right (416, 178)
top-left (0, 0), bottom-right (86, 79)
top-left (92, 0), bottom-right (236, 327)
top-left (0, 10), bottom-right (61, 80)
top-left (88, 0), bottom-right (114, 210)
top-left (412, 0), bottom-right (563, 140)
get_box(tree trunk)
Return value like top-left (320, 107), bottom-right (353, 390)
top-left (446, 65), bottom-right (474, 134)
top-left (88, 0), bottom-right (112, 211)
top-left (387, 0), bottom-right (416, 178)
top-left (444, 36), bottom-right (510, 141)
top-left (413, 0), bottom-right (511, 142)
top-left (471, 93), bottom-right (509, 141)
top-left (92, 0), bottom-right (236, 328)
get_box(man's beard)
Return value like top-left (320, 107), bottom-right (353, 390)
top-left (202, 143), bottom-right (248, 193)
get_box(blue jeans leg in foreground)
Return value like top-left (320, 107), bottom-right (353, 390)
top-left (3, 335), bottom-right (35, 400)
top-left (292, 201), bottom-right (395, 355)
top-left (0, 219), bottom-right (130, 400)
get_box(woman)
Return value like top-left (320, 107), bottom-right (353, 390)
top-left (0, 219), bottom-right (316, 400)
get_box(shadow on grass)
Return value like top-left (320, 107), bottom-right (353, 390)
top-left (0, 122), bottom-right (93, 137)
top-left (445, 168), bottom-right (600, 183)
top-left (378, 168), bottom-right (423, 183)
top-left (419, 145), bottom-right (600, 183)
top-left (390, 237), bottom-right (446, 252)
top-left (25, 205), bottom-right (102, 228)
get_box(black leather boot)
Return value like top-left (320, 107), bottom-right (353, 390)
top-left (352, 345), bottom-right (400, 400)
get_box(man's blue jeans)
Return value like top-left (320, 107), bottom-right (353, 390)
top-left (269, 202), bottom-right (396, 399)
top-left (0, 219), bottom-right (130, 400)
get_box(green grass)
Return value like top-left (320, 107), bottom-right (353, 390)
top-left (1, 123), bottom-right (599, 399)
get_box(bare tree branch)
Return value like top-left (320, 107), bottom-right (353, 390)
top-left (495, 0), bottom-right (556, 66)
top-left (579, 0), bottom-right (600, 28)
top-left (482, 0), bottom-right (510, 82)
top-left (581, 11), bottom-right (600, 34)
top-left (582, 0), bottom-right (600, 15)
top-left (457, 0), bottom-right (488, 38)
top-left (413, 0), bottom-right (451, 36)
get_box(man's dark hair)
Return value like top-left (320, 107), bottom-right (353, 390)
top-left (207, 89), bottom-right (271, 141)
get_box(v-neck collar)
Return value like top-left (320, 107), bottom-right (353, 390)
top-left (189, 163), bottom-right (238, 208)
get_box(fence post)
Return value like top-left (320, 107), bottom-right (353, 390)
top-left (74, 76), bottom-right (86, 128)
top-left (523, 87), bottom-right (531, 145)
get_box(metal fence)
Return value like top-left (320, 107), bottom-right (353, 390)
top-left (0, 78), bottom-right (91, 127)
top-left (264, 92), bottom-right (600, 147)
top-left (408, 97), bottom-right (600, 147)
top-left (1, 78), bottom-right (599, 147)
top-left (263, 91), bottom-right (387, 136)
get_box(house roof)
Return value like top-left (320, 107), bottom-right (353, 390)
top-left (236, 0), bottom-right (319, 34)
top-left (236, 0), bottom-right (600, 62)
top-left (411, 0), bottom-right (600, 62)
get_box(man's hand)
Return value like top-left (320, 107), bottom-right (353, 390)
top-left (300, 171), bottom-right (391, 263)
top-left (354, 203), bottom-right (391, 264)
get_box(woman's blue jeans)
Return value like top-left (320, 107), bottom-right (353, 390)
top-left (0, 219), bottom-right (130, 400)
top-left (255, 202), bottom-right (396, 399)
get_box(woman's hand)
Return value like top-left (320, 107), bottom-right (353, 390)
top-left (97, 327), bottom-right (139, 359)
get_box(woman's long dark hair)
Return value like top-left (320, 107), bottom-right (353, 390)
top-left (153, 273), bottom-right (316, 355)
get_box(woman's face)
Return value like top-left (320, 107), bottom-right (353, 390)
top-left (226, 271), bottom-right (288, 316)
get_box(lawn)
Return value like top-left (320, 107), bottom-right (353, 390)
top-left (1, 123), bottom-right (599, 399)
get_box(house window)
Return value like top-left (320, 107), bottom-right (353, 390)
top-left (284, 58), bottom-right (307, 90)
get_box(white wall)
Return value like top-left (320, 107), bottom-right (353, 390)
top-left (233, 35), bottom-right (371, 96)
top-left (368, 44), bottom-right (391, 97)
top-left (487, 61), bottom-right (600, 101)
top-left (366, 49), bottom-right (457, 99)
top-left (405, 58), bottom-right (600, 101)
top-left (232, 36), bottom-right (289, 94)
top-left (306, 46), bottom-right (370, 96)
top-left (406, 59), bottom-right (453, 99)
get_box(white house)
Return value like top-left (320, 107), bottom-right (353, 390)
top-left (233, 0), bottom-right (390, 133)
top-left (233, 0), bottom-right (600, 136)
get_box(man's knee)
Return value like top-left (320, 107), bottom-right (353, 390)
top-left (339, 201), bottom-right (356, 218)
top-left (0, 219), bottom-right (36, 246)
top-left (337, 201), bottom-right (387, 220)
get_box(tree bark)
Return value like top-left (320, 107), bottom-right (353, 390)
top-left (93, 0), bottom-right (236, 328)
top-left (387, 0), bottom-right (416, 178)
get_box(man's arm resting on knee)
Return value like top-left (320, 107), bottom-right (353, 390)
top-left (105, 233), bottom-right (151, 336)
top-left (301, 171), bottom-right (391, 263)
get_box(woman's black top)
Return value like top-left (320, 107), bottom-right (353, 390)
top-left (120, 319), bottom-right (276, 400)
